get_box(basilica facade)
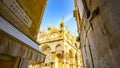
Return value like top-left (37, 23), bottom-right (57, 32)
top-left (37, 19), bottom-right (83, 68)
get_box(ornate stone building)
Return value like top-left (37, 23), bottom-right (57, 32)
top-left (37, 19), bottom-right (83, 68)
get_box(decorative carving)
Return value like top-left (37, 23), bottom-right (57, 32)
top-left (3, 0), bottom-right (32, 27)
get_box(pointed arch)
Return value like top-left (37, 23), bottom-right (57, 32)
top-left (55, 44), bottom-right (63, 54)
top-left (41, 44), bottom-right (51, 54)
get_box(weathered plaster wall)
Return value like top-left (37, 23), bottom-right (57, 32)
top-left (76, 0), bottom-right (120, 68)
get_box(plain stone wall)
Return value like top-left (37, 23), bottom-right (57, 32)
top-left (79, 0), bottom-right (120, 68)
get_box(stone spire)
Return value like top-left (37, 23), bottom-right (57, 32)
top-left (60, 17), bottom-right (64, 29)
top-left (48, 24), bottom-right (52, 30)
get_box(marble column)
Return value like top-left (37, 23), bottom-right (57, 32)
top-left (51, 51), bottom-right (55, 68)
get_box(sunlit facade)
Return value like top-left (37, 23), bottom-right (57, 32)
top-left (0, 0), bottom-right (47, 68)
top-left (37, 19), bottom-right (83, 68)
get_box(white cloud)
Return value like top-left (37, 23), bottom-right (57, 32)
top-left (64, 14), bottom-right (73, 23)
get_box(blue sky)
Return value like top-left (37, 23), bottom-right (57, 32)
top-left (40, 0), bottom-right (78, 35)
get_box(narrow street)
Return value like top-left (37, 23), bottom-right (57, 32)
top-left (0, 0), bottom-right (120, 68)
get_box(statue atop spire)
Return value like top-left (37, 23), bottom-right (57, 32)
top-left (48, 24), bottom-right (52, 30)
top-left (60, 17), bottom-right (64, 29)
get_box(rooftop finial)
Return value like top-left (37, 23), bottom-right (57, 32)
top-left (48, 24), bottom-right (52, 30)
top-left (60, 17), bottom-right (64, 29)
